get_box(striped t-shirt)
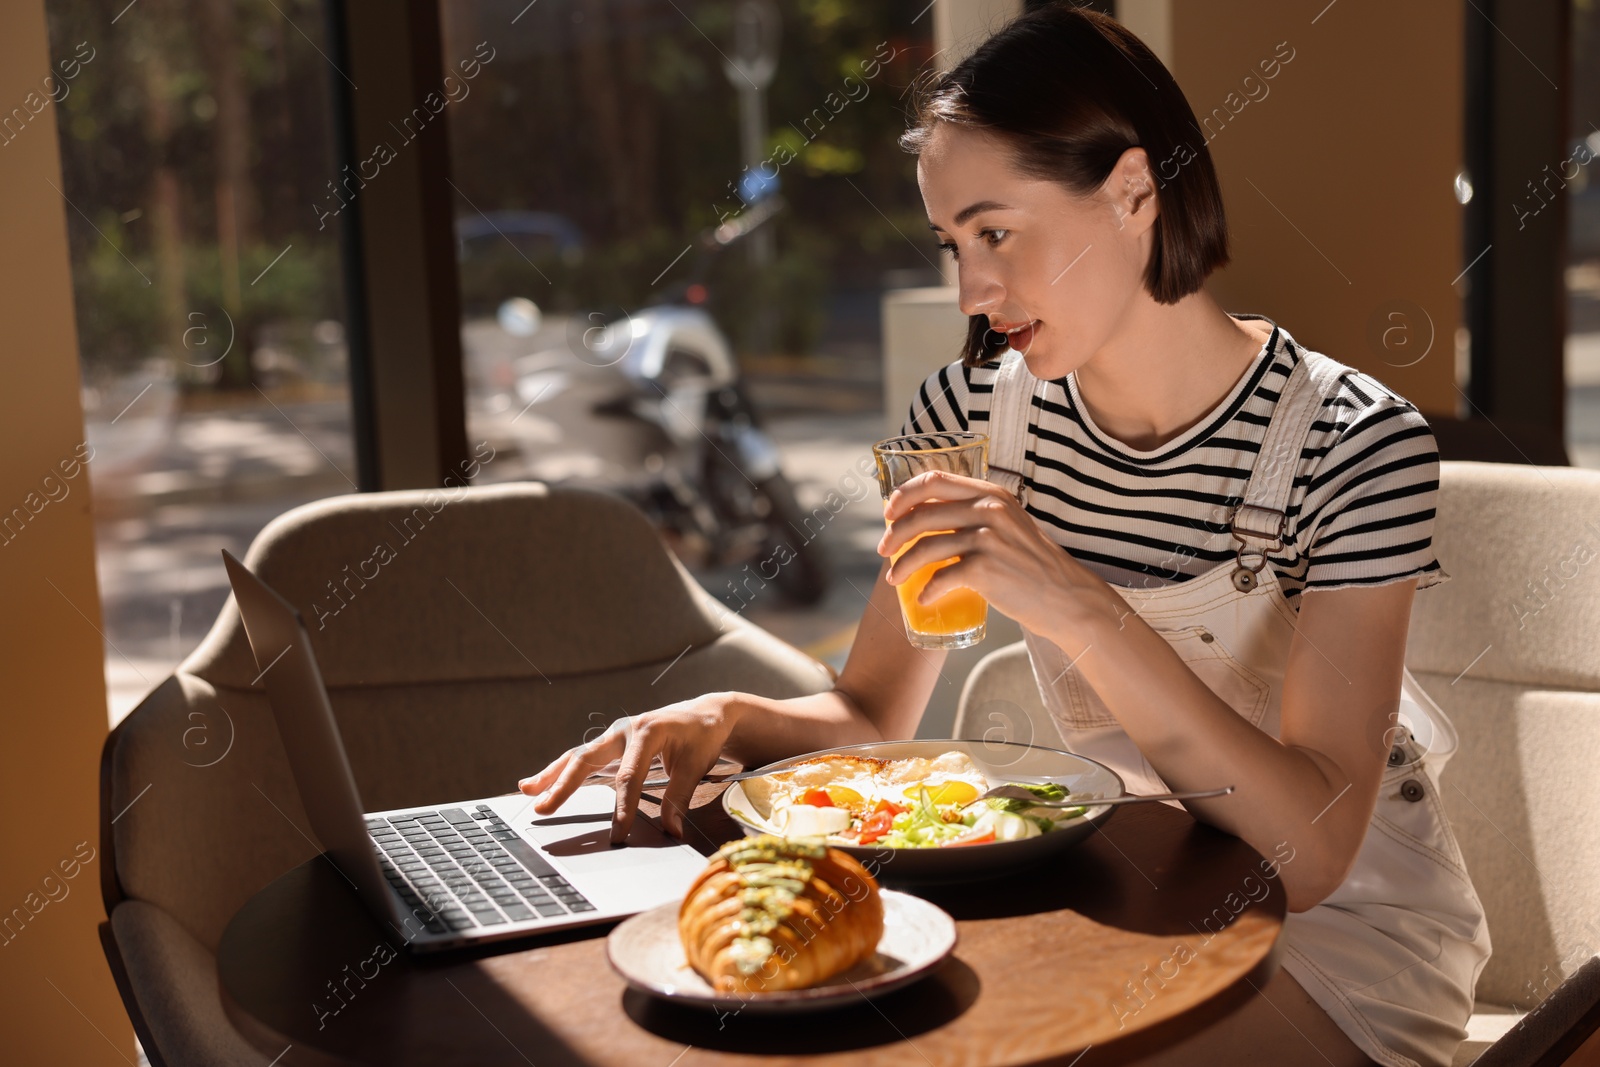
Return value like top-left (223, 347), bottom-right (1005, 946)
top-left (897, 316), bottom-right (1449, 606)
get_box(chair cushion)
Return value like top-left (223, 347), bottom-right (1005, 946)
top-left (1452, 1003), bottom-right (1523, 1065)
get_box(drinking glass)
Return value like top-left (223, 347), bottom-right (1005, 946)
top-left (872, 432), bottom-right (989, 649)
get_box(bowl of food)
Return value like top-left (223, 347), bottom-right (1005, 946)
top-left (720, 739), bottom-right (1125, 884)
top-left (607, 835), bottom-right (957, 1012)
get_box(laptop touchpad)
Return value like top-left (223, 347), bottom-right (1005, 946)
top-left (513, 785), bottom-right (700, 875)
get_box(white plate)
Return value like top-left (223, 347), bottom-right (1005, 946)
top-left (606, 888), bottom-right (957, 1013)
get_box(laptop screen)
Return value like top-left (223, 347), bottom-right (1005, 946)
top-left (221, 550), bottom-right (398, 926)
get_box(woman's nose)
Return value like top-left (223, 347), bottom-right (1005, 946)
top-left (957, 266), bottom-right (1004, 318)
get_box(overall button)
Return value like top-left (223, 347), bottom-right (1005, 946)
top-left (1400, 779), bottom-right (1426, 803)
top-left (1199, 631), bottom-right (1215, 644)
top-left (1389, 732), bottom-right (1420, 769)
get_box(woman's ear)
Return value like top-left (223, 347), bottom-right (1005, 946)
top-left (1108, 146), bottom-right (1159, 232)
top-left (1128, 180), bottom-right (1156, 218)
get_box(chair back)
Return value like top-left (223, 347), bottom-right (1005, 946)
top-left (952, 638), bottom-right (1060, 750)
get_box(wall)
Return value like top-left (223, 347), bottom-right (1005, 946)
top-left (0, 3), bottom-right (130, 1064)
top-left (882, 287), bottom-right (972, 437)
top-left (1169, 0), bottom-right (1464, 415)
top-left (933, 0), bottom-right (1025, 72)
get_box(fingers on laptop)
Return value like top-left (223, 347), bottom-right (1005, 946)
top-left (517, 752), bottom-right (565, 798)
top-left (610, 733), bottom-right (662, 845)
top-left (521, 731), bottom-right (624, 814)
top-left (516, 751), bottom-right (568, 804)
top-left (658, 771), bottom-right (700, 840)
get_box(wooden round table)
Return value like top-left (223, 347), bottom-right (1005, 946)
top-left (218, 782), bottom-right (1285, 1066)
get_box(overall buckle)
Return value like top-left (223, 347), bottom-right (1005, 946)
top-left (1229, 504), bottom-right (1285, 592)
top-left (1230, 504), bottom-right (1286, 550)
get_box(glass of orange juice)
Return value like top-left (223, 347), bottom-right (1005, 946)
top-left (872, 432), bottom-right (989, 649)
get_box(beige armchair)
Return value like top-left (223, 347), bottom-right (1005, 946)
top-left (954, 461), bottom-right (1600, 1065)
top-left (99, 482), bottom-right (834, 1066)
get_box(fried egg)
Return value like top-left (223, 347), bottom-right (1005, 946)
top-left (744, 751), bottom-right (990, 825)
top-left (741, 755), bottom-right (881, 819)
top-left (891, 751), bottom-right (987, 807)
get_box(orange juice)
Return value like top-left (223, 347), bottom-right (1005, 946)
top-left (890, 528), bottom-right (988, 634)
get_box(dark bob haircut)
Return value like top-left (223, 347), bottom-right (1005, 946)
top-left (901, 4), bottom-right (1231, 368)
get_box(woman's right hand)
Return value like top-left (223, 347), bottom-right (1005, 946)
top-left (517, 692), bottom-right (743, 845)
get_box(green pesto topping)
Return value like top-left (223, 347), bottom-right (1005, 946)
top-left (728, 935), bottom-right (777, 975)
top-left (715, 834), bottom-right (827, 868)
top-left (738, 860), bottom-right (812, 890)
top-left (712, 836), bottom-right (825, 974)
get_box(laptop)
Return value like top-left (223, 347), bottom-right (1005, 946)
top-left (221, 549), bottom-right (712, 953)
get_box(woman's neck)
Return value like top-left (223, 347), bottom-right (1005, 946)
top-left (1071, 290), bottom-right (1273, 453)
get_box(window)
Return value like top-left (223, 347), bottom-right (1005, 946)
top-left (440, 0), bottom-right (936, 636)
top-left (45, 0), bottom-right (354, 721)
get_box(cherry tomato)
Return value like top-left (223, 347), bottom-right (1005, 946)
top-left (857, 810), bottom-right (895, 844)
top-left (800, 788), bottom-right (833, 808)
top-left (941, 830), bottom-right (996, 848)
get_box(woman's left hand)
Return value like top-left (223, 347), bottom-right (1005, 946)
top-left (877, 470), bottom-right (1123, 643)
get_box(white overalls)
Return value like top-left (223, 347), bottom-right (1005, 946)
top-left (984, 346), bottom-right (1492, 1067)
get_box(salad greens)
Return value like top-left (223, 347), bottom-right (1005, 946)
top-left (872, 783), bottom-right (1086, 849)
top-left (996, 782), bottom-right (1070, 804)
top-left (879, 786), bottom-right (975, 849)
top-left (982, 782), bottom-right (1087, 833)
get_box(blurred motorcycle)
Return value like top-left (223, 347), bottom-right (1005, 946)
top-left (495, 195), bottom-right (830, 606)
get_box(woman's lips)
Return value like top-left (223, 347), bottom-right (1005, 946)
top-left (1003, 319), bottom-right (1041, 352)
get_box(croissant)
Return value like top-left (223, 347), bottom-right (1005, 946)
top-left (679, 835), bottom-right (884, 993)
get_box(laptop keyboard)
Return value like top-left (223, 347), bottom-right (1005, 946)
top-left (367, 804), bottom-right (596, 935)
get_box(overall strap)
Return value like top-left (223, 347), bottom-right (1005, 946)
top-left (986, 349), bottom-right (1045, 506)
top-left (1228, 346), bottom-right (1350, 590)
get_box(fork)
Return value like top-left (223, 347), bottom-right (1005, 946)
top-left (970, 783), bottom-right (1235, 808)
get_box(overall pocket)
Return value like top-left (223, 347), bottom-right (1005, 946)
top-left (1369, 735), bottom-right (1474, 885)
top-left (1055, 624), bottom-right (1272, 730)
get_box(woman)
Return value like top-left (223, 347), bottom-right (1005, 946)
top-left (520, 7), bottom-right (1490, 1064)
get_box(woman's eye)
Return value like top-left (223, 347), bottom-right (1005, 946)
top-left (982, 228), bottom-right (1009, 246)
top-left (937, 242), bottom-right (959, 260)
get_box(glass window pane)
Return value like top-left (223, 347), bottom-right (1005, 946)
top-left (46, 0), bottom-right (355, 722)
top-left (442, 0), bottom-right (936, 666)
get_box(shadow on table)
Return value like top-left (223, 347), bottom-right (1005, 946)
top-left (906, 807), bottom-right (1287, 940)
top-left (622, 955), bottom-right (981, 1053)
top-left (220, 857), bottom-right (607, 1066)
